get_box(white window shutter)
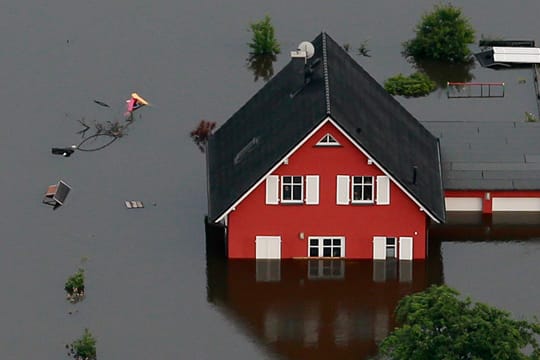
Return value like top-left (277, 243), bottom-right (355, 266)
top-left (376, 175), bottom-right (390, 205)
top-left (399, 237), bottom-right (413, 260)
top-left (305, 175), bottom-right (319, 205)
top-left (336, 175), bottom-right (350, 205)
top-left (265, 175), bottom-right (279, 204)
top-left (373, 236), bottom-right (386, 260)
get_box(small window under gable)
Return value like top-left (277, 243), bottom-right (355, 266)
top-left (316, 133), bottom-right (340, 146)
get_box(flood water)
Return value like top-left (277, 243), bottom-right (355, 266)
top-left (2, 1), bottom-right (540, 359)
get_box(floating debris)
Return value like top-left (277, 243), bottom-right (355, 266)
top-left (125, 92), bottom-right (149, 115)
top-left (190, 120), bottom-right (216, 152)
top-left (93, 99), bottom-right (110, 108)
top-left (125, 200), bottom-right (144, 209)
top-left (42, 180), bottom-right (71, 210)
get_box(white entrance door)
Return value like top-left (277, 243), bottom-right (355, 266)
top-left (255, 236), bottom-right (281, 259)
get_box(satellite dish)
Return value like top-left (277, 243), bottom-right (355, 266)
top-left (298, 41), bottom-right (315, 59)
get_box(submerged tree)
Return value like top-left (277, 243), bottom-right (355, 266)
top-left (68, 328), bottom-right (97, 360)
top-left (248, 15), bottom-right (280, 56)
top-left (403, 4), bottom-right (475, 63)
top-left (65, 268), bottom-right (85, 303)
top-left (379, 285), bottom-right (540, 359)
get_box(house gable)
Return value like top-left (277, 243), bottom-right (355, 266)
top-left (227, 121), bottom-right (430, 259)
top-left (217, 118), bottom-right (441, 223)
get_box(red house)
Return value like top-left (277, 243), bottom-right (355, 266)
top-left (207, 33), bottom-right (446, 260)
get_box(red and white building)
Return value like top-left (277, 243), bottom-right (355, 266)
top-left (207, 33), bottom-right (446, 260)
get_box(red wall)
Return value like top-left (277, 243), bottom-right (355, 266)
top-left (227, 122), bottom-right (429, 259)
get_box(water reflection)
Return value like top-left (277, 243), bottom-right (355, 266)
top-left (205, 226), bottom-right (443, 359)
top-left (430, 212), bottom-right (540, 241)
top-left (246, 54), bottom-right (276, 82)
top-left (412, 58), bottom-right (475, 89)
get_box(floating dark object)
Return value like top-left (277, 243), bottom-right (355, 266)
top-left (479, 39), bottom-right (535, 48)
top-left (190, 120), bottom-right (216, 152)
top-left (93, 100), bottom-right (110, 108)
top-left (52, 146), bottom-right (76, 157)
top-left (43, 180), bottom-right (71, 209)
top-left (125, 200), bottom-right (144, 209)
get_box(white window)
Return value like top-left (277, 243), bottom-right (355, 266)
top-left (337, 175), bottom-right (388, 205)
top-left (373, 236), bottom-right (413, 260)
top-left (308, 237), bottom-right (345, 258)
top-left (282, 176), bottom-right (303, 203)
top-left (385, 237), bottom-right (397, 258)
top-left (352, 176), bottom-right (374, 203)
top-left (316, 133), bottom-right (340, 146)
top-left (266, 175), bottom-right (319, 205)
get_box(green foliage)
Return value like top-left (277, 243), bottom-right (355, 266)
top-left (248, 15), bottom-right (280, 56)
top-left (384, 72), bottom-right (436, 97)
top-left (380, 285), bottom-right (540, 360)
top-left (525, 112), bottom-right (538, 122)
top-left (65, 268), bottom-right (85, 303)
top-left (69, 328), bottom-right (97, 360)
top-left (403, 4), bottom-right (475, 63)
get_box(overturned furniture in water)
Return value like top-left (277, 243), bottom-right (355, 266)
top-left (42, 180), bottom-right (71, 209)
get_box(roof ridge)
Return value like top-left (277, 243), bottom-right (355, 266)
top-left (322, 32), bottom-right (331, 115)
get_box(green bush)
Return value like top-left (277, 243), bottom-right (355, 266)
top-left (65, 268), bottom-right (85, 302)
top-left (248, 15), bottom-right (280, 56)
top-left (69, 328), bottom-right (97, 360)
top-left (380, 285), bottom-right (540, 359)
top-left (403, 4), bottom-right (475, 63)
top-left (384, 72), bottom-right (436, 97)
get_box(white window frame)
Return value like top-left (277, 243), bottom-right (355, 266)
top-left (316, 133), bottom-right (340, 146)
top-left (351, 176), bottom-right (374, 204)
top-left (281, 175), bottom-right (304, 203)
top-left (308, 237), bottom-right (345, 258)
top-left (385, 237), bottom-right (397, 259)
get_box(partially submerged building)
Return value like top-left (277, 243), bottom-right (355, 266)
top-left (207, 33), bottom-right (445, 260)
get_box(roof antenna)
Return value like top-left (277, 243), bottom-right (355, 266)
top-left (412, 166), bottom-right (418, 185)
top-left (290, 41), bottom-right (321, 97)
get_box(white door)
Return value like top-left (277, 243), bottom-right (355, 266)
top-left (256, 236), bottom-right (281, 259)
top-left (399, 237), bottom-right (413, 260)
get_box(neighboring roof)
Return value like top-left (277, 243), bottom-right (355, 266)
top-left (208, 32), bottom-right (445, 223)
top-left (475, 47), bottom-right (540, 68)
top-left (422, 120), bottom-right (540, 191)
top-left (493, 47), bottom-right (540, 64)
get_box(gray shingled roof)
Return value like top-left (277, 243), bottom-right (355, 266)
top-left (423, 120), bottom-right (540, 190)
top-left (208, 33), bottom-right (445, 223)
